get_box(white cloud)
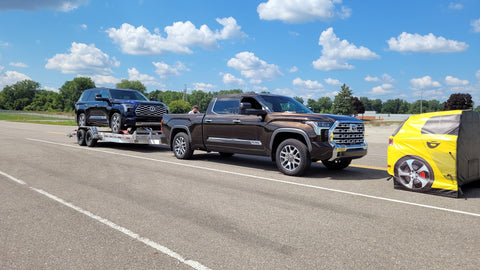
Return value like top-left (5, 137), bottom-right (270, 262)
top-left (45, 42), bottom-right (120, 75)
top-left (221, 72), bottom-right (246, 86)
top-left (0, 67), bottom-right (31, 89)
top-left (153, 61), bottom-right (189, 79)
top-left (252, 86), bottom-right (269, 92)
top-left (410, 76), bottom-right (442, 89)
top-left (0, 0), bottom-right (88, 12)
top-left (193, 82), bottom-right (217, 91)
top-left (9, 62), bottom-right (28, 68)
top-left (364, 75), bottom-right (380, 82)
top-left (80, 24), bottom-right (87, 30)
top-left (44, 86), bottom-right (59, 92)
top-left (227, 51), bottom-right (283, 84)
top-left (365, 73), bottom-right (395, 83)
top-left (445, 75), bottom-right (469, 86)
top-left (257, 0), bottom-right (350, 23)
top-left (449, 2), bottom-right (463, 10)
top-left (0, 41), bottom-right (9, 47)
top-left (313, 27), bottom-right (379, 71)
top-left (86, 75), bottom-right (121, 85)
top-left (387, 32), bottom-right (468, 53)
top-left (288, 66), bottom-right (298, 73)
top-left (324, 78), bottom-right (342, 86)
top-left (370, 83), bottom-right (394, 95)
top-left (128, 68), bottom-right (164, 88)
top-left (476, 70), bottom-right (480, 80)
top-left (107, 17), bottom-right (246, 55)
top-left (293, 77), bottom-right (324, 91)
top-left (471, 18), bottom-right (480, 33)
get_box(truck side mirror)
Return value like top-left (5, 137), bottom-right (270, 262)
top-left (240, 102), bottom-right (252, 114)
top-left (240, 102), bottom-right (266, 116)
top-left (95, 94), bottom-right (108, 101)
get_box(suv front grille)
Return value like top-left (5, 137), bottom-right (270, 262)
top-left (332, 122), bottom-right (365, 145)
top-left (135, 104), bottom-right (167, 117)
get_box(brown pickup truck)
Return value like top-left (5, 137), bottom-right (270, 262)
top-left (161, 93), bottom-right (367, 176)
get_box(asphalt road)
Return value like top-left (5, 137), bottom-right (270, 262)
top-left (1, 121), bottom-right (479, 269)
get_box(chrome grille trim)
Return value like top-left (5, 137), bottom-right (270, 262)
top-left (332, 122), bottom-right (365, 145)
top-left (135, 104), bottom-right (167, 117)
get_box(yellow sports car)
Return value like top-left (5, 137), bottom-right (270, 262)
top-left (387, 110), bottom-right (480, 197)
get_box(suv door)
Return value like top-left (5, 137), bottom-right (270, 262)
top-left (87, 89), bottom-right (110, 126)
top-left (203, 97), bottom-right (266, 155)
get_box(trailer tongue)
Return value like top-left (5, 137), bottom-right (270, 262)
top-left (69, 127), bottom-right (165, 147)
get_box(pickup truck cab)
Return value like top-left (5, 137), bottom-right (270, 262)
top-left (162, 93), bottom-right (367, 176)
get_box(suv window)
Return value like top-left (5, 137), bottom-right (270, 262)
top-left (212, 99), bottom-right (240, 114)
top-left (78, 90), bottom-right (90, 102)
top-left (86, 89), bottom-right (101, 101)
top-left (421, 114), bottom-right (460, 135)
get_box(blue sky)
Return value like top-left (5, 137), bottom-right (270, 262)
top-left (0, 0), bottom-right (479, 104)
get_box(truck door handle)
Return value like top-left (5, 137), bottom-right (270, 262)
top-left (233, 119), bottom-right (241, 124)
top-left (205, 119), bottom-right (212, 123)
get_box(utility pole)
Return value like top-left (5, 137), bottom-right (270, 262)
top-left (183, 84), bottom-right (187, 101)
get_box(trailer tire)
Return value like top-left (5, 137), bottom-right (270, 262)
top-left (77, 129), bottom-right (86, 146)
top-left (173, 132), bottom-right (193, 159)
top-left (85, 129), bottom-right (98, 147)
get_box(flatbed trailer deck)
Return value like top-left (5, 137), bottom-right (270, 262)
top-left (69, 126), bottom-right (165, 147)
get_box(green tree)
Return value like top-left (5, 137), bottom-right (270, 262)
top-left (371, 99), bottom-right (382, 113)
top-left (317, 97), bottom-right (332, 113)
top-left (24, 90), bottom-right (64, 111)
top-left (475, 106), bottom-right (480, 113)
top-left (0, 80), bottom-right (40, 110)
top-left (168, 99), bottom-right (191, 113)
top-left (293, 96), bottom-right (304, 104)
top-left (381, 98), bottom-right (410, 114)
top-left (59, 77), bottom-right (95, 112)
top-left (332, 84), bottom-right (354, 115)
top-left (188, 90), bottom-right (213, 112)
top-left (352, 97), bottom-right (365, 116)
top-left (359, 97), bottom-right (372, 111)
top-left (116, 79), bottom-right (147, 94)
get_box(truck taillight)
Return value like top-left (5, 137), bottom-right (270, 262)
top-left (389, 138), bottom-right (393, 145)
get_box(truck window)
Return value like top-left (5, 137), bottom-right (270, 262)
top-left (421, 114), bottom-right (460, 135)
top-left (212, 99), bottom-right (240, 115)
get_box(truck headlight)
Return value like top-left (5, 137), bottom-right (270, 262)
top-left (305, 121), bottom-right (333, 135)
top-left (122, 104), bottom-right (135, 112)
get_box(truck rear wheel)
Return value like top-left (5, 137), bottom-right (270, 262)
top-left (173, 132), bottom-right (193, 159)
top-left (322, 158), bottom-right (351, 170)
top-left (275, 139), bottom-right (310, 176)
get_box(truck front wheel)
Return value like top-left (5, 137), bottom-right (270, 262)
top-left (275, 139), bottom-right (310, 176)
top-left (173, 132), bottom-right (193, 159)
top-left (322, 158), bottom-right (351, 170)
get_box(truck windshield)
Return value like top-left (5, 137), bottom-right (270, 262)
top-left (110, 90), bottom-right (149, 101)
top-left (258, 95), bottom-right (312, 113)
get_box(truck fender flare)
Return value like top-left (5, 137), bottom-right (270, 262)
top-left (270, 128), bottom-right (312, 152)
top-left (171, 125), bottom-right (192, 143)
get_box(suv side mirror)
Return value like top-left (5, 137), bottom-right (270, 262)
top-left (95, 94), bottom-right (108, 101)
top-left (240, 102), bottom-right (266, 116)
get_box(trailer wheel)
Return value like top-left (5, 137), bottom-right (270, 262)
top-left (322, 158), bottom-right (352, 170)
top-left (173, 132), bottom-right (193, 159)
top-left (85, 129), bottom-right (98, 147)
top-left (275, 139), bottom-right (310, 176)
top-left (77, 129), bottom-right (86, 146)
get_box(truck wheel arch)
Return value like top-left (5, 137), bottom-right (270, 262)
top-left (170, 126), bottom-right (192, 146)
top-left (270, 129), bottom-right (312, 160)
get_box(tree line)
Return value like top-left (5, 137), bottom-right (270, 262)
top-left (0, 78), bottom-right (477, 114)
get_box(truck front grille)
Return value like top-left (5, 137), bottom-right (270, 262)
top-left (332, 122), bottom-right (365, 145)
top-left (135, 104), bottom-right (167, 117)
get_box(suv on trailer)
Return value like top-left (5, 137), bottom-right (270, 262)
top-left (75, 87), bottom-right (168, 133)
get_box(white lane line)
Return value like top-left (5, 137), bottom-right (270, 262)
top-left (0, 169), bottom-right (211, 270)
top-left (26, 138), bottom-right (480, 218)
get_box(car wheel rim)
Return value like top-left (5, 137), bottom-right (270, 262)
top-left (111, 114), bottom-right (120, 131)
top-left (279, 145), bottom-right (301, 172)
top-left (174, 136), bottom-right (186, 156)
top-left (397, 158), bottom-right (432, 190)
top-left (78, 114), bottom-right (86, 126)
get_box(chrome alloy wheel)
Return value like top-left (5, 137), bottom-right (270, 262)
top-left (173, 136), bottom-right (187, 157)
top-left (279, 144), bottom-right (301, 172)
top-left (396, 156), bottom-right (434, 190)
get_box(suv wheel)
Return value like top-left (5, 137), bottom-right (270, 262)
top-left (276, 139), bottom-right (310, 176)
top-left (110, 112), bottom-right (124, 133)
top-left (173, 132), bottom-right (193, 159)
top-left (322, 158), bottom-right (352, 170)
top-left (394, 156), bottom-right (434, 191)
top-left (77, 113), bottom-right (86, 127)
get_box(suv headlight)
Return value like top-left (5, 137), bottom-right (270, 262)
top-left (306, 121), bottom-right (333, 135)
top-left (122, 103), bottom-right (135, 112)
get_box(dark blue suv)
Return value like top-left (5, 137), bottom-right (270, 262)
top-left (75, 88), bottom-right (168, 133)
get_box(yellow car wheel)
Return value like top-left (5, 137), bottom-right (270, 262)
top-left (394, 155), bottom-right (434, 191)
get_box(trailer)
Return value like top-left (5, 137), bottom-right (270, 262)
top-left (69, 126), bottom-right (165, 147)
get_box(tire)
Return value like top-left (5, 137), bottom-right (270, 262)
top-left (275, 139), bottom-right (310, 176)
top-left (77, 129), bottom-right (86, 146)
top-left (173, 132), bottom-right (193, 159)
top-left (322, 158), bottom-right (352, 170)
top-left (394, 155), bottom-right (434, 191)
top-left (219, 152), bottom-right (234, 157)
top-left (110, 112), bottom-right (124, 134)
top-left (77, 113), bottom-right (86, 127)
top-left (85, 129), bottom-right (98, 147)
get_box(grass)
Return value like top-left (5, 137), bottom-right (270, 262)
top-left (0, 113), bottom-right (77, 126)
